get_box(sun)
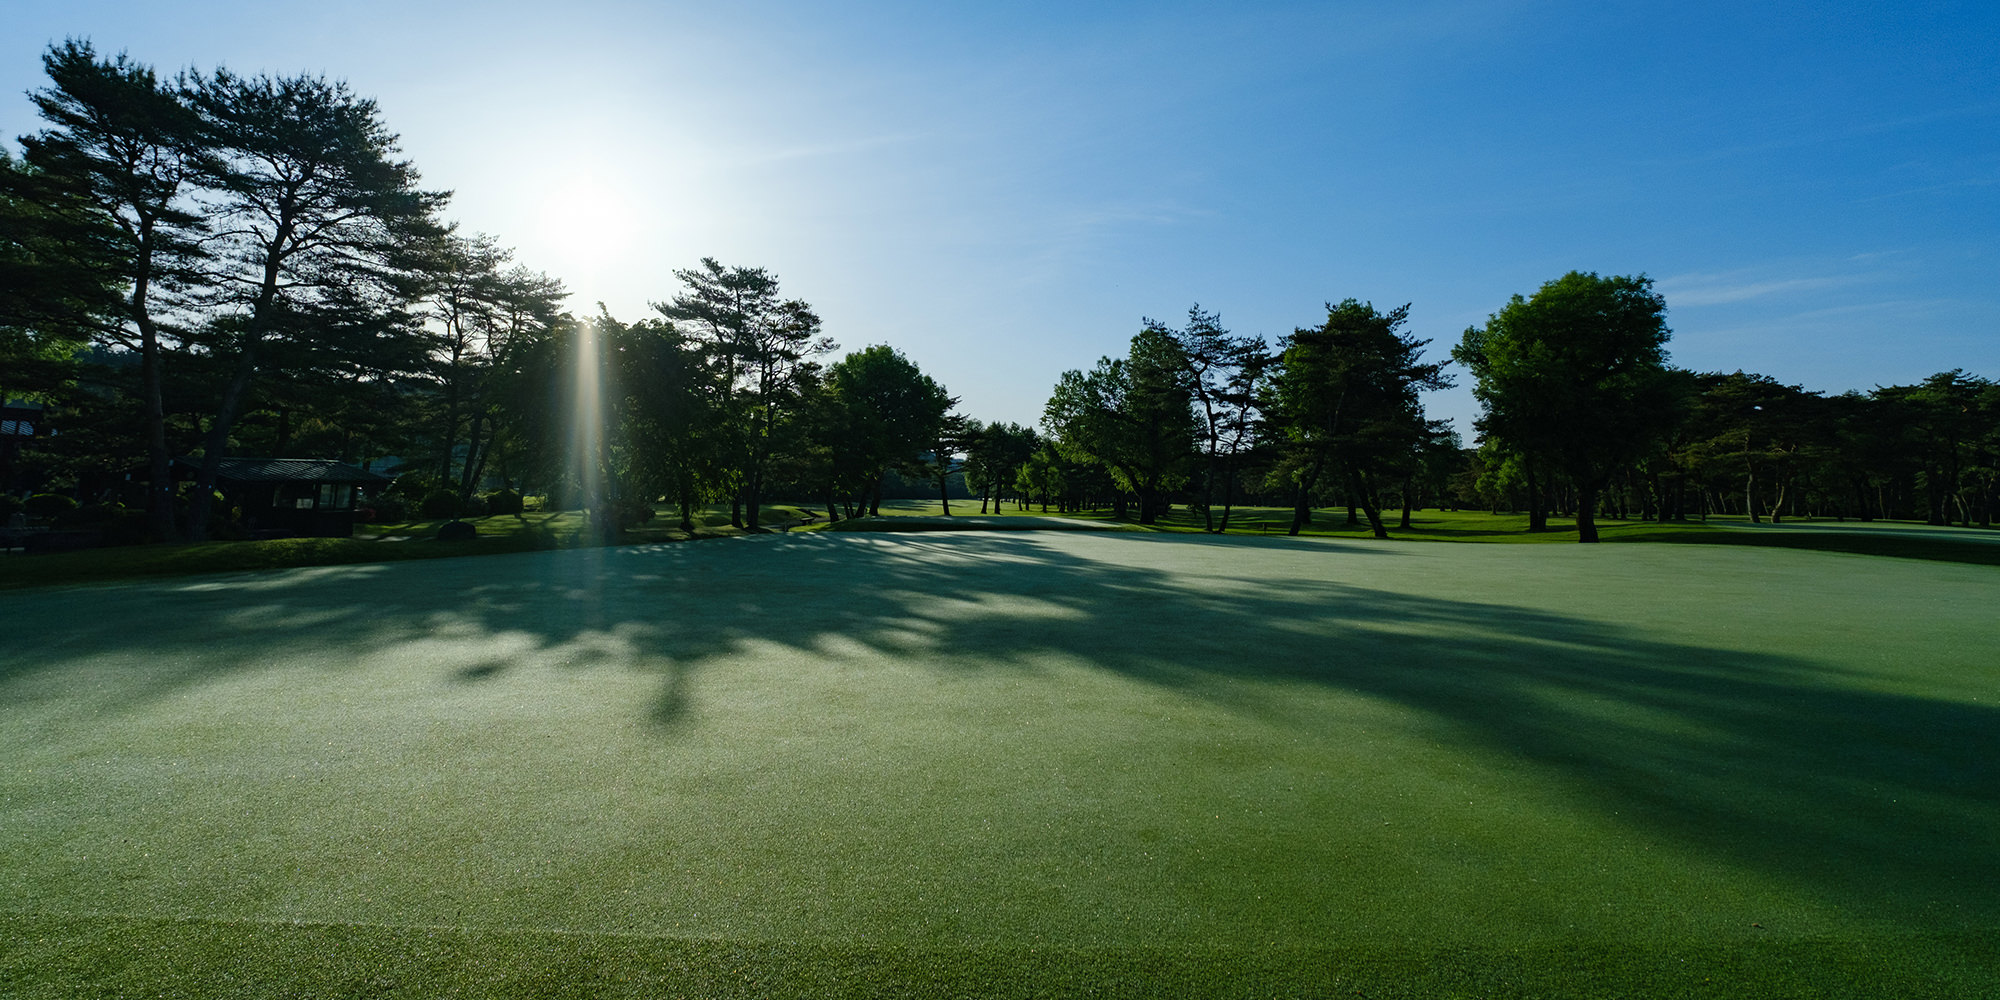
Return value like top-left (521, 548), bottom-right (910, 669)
top-left (532, 168), bottom-right (642, 276)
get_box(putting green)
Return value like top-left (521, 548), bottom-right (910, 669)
top-left (2, 531), bottom-right (1995, 995)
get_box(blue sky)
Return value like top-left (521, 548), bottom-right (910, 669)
top-left (5, 1), bottom-right (1996, 434)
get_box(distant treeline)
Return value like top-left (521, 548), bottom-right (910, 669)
top-left (1025, 274), bottom-right (1998, 540)
top-left (5, 43), bottom-right (1993, 546)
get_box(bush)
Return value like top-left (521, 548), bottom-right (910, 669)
top-left (458, 493), bottom-right (489, 518)
top-left (363, 494), bottom-right (408, 523)
top-left (0, 494), bottom-right (23, 521)
top-left (436, 519), bottom-right (477, 542)
top-left (97, 508), bottom-right (152, 546)
top-left (483, 488), bottom-right (524, 515)
top-left (55, 502), bottom-right (124, 527)
top-left (23, 493), bottom-right (78, 520)
top-left (419, 489), bottom-right (463, 519)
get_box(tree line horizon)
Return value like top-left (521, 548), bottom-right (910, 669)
top-left (4, 41), bottom-right (1996, 546)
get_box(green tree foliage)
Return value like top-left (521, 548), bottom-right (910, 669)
top-left (1271, 300), bottom-right (1450, 538)
top-left (18, 40), bottom-right (208, 539)
top-left (653, 259), bottom-right (833, 529)
top-left (413, 232), bottom-right (568, 496)
top-left (0, 151), bottom-right (117, 399)
top-left (1682, 371), bottom-right (1820, 524)
top-left (964, 421), bottom-right (1039, 514)
top-left (1159, 305), bottom-right (1268, 532)
top-left (1455, 272), bottom-right (1679, 543)
top-left (1879, 370), bottom-right (1999, 527)
top-left (822, 344), bottom-right (953, 516)
top-left (1042, 323), bottom-right (1196, 524)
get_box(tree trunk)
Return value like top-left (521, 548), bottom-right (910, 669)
top-left (1576, 483), bottom-right (1600, 543)
top-left (1290, 457), bottom-right (1323, 536)
top-left (1350, 467), bottom-right (1388, 539)
top-left (1525, 460), bottom-right (1547, 532)
top-left (185, 330), bottom-right (268, 541)
top-left (1218, 450), bottom-right (1238, 532)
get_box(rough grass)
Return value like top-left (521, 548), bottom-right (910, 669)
top-left (2, 530), bottom-right (1995, 996)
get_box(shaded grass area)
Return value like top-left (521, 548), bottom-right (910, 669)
top-left (1637, 523), bottom-right (2000, 567)
top-left (887, 500), bottom-right (2000, 565)
top-left (887, 499), bottom-right (1718, 541)
top-left (0, 505), bottom-right (813, 591)
top-left (4, 913), bottom-right (1993, 999)
top-left (3, 532), bottom-right (1997, 995)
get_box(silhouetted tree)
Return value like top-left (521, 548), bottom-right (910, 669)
top-left (180, 67), bottom-right (447, 539)
top-left (19, 40), bottom-right (207, 540)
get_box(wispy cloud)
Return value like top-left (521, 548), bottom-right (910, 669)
top-left (1655, 270), bottom-right (1851, 307)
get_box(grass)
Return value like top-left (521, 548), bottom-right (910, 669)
top-left (0, 504), bottom-right (816, 591)
top-left (8, 498), bottom-right (1992, 593)
top-left (863, 500), bottom-right (2000, 565)
top-left (3, 530), bottom-right (1996, 996)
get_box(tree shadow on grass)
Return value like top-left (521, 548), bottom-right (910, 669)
top-left (1, 530), bottom-right (1995, 929)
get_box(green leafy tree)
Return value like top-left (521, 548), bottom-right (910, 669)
top-left (1455, 272), bottom-right (1679, 543)
top-left (653, 259), bottom-right (833, 529)
top-left (1271, 300), bottom-right (1449, 538)
top-left (823, 344), bottom-right (953, 516)
top-left (1042, 323), bottom-right (1196, 524)
top-left (964, 421), bottom-right (1039, 514)
top-left (1159, 305), bottom-right (1268, 532)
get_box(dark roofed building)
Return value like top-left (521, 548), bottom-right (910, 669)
top-left (175, 458), bottom-right (389, 538)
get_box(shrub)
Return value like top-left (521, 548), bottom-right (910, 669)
top-left (97, 508), bottom-right (152, 546)
top-left (436, 519), bottom-right (477, 542)
top-left (419, 489), bottom-right (463, 519)
top-left (483, 488), bottom-right (524, 515)
top-left (55, 502), bottom-right (123, 527)
top-left (23, 493), bottom-right (78, 520)
top-left (364, 494), bottom-right (408, 523)
top-left (0, 494), bottom-right (23, 520)
top-left (458, 493), bottom-right (489, 518)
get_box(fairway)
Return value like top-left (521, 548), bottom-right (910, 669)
top-left (3, 530), bottom-right (1996, 997)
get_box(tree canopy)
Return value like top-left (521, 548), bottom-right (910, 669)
top-left (1455, 272), bottom-right (1679, 542)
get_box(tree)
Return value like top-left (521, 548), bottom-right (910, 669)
top-left (1042, 323), bottom-right (1196, 524)
top-left (1455, 272), bottom-right (1679, 543)
top-left (19, 40), bottom-right (207, 540)
top-left (1160, 305), bottom-right (1268, 532)
top-left (653, 259), bottom-right (833, 529)
top-left (1269, 300), bottom-right (1449, 538)
top-left (179, 67), bottom-right (447, 539)
top-left (919, 411), bottom-right (971, 517)
top-left (964, 421), bottom-right (1038, 514)
top-left (823, 344), bottom-right (953, 516)
top-left (0, 151), bottom-right (116, 403)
